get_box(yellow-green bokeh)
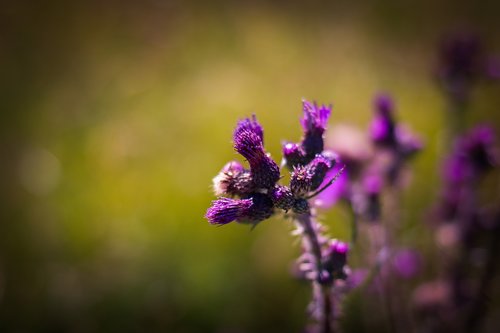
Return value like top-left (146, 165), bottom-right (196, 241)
top-left (1, 1), bottom-right (500, 332)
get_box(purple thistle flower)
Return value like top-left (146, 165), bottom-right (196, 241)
top-left (205, 194), bottom-right (274, 226)
top-left (233, 117), bottom-right (280, 189)
top-left (308, 155), bottom-right (333, 190)
top-left (290, 166), bottom-right (311, 197)
top-left (212, 161), bottom-right (253, 197)
top-left (290, 155), bottom-right (332, 197)
top-left (370, 94), bottom-right (396, 146)
top-left (301, 99), bottom-right (332, 160)
top-left (205, 197), bottom-right (253, 225)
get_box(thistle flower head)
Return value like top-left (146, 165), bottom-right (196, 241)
top-left (205, 197), bottom-right (253, 225)
top-left (233, 116), bottom-right (280, 189)
top-left (212, 161), bottom-right (253, 197)
top-left (290, 155), bottom-right (332, 197)
top-left (300, 99), bottom-right (331, 159)
top-left (290, 165), bottom-right (311, 197)
top-left (307, 155), bottom-right (333, 190)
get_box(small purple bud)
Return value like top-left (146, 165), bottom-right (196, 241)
top-left (290, 165), bottom-right (311, 198)
top-left (300, 99), bottom-right (331, 159)
top-left (269, 185), bottom-right (294, 211)
top-left (205, 197), bottom-right (253, 225)
top-left (282, 142), bottom-right (306, 168)
top-left (308, 155), bottom-right (332, 190)
top-left (323, 239), bottom-right (349, 280)
top-left (290, 156), bottom-right (332, 197)
top-left (212, 161), bottom-right (253, 197)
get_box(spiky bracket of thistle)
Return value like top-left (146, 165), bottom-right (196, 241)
top-left (205, 100), bottom-right (350, 332)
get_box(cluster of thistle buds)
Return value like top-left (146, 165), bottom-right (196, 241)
top-left (205, 100), bottom-right (344, 226)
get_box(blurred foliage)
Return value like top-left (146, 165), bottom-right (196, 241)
top-left (1, 0), bottom-right (500, 332)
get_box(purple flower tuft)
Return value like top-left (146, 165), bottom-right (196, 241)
top-left (290, 165), bottom-right (311, 197)
top-left (307, 155), bottom-right (333, 190)
top-left (235, 115), bottom-right (264, 144)
top-left (233, 117), bottom-right (280, 189)
top-left (300, 99), bottom-right (331, 159)
top-left (205, 197), bottom-right (253, 225)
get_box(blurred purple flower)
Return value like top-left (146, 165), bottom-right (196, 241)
top-left (314, 162), bottom-right (349, 209)
top-left (392, 248), bottom-right (423, 279)
top-left (370, 94), bottom-right (396, 146)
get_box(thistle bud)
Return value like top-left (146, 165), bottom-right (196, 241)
top-left (269, 185), bottom-right (294, 211)
top-left (300, 99), bottom-right (331, 160)
top-left (205, 197), bottom-right (253, 225)
top-left (282, 142), bottom-right (306, 168)
top-left (212, 161), bottom-right (253, 197)
top-left (323, 239), bottom-right (349, 280)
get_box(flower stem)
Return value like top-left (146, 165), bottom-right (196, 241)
top-left (295, 213), bottom-right (335, 333)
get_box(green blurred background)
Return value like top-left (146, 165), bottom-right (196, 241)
top-left (1, 0), bottom-right (500, 332)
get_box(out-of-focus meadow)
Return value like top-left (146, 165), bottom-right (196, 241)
top-left (1, 0), bottom-right (500, 332)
